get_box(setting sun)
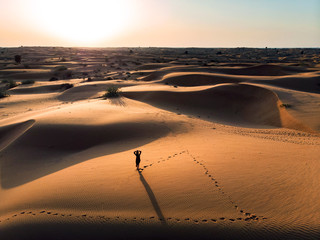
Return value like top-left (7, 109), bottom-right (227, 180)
top-left (28, 0), bottom-right (135, 45)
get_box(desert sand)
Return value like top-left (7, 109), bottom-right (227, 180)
top-left (0, 47), bottom-right (320, 239)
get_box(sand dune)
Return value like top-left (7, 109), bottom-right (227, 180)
top-left (221, 64), bottom-right (312, 76)
top-left (124, 83), bottom-right (310, 131)
top-left (161, 72), bottom-right (240, 86)
top-left (136, 63), bottom-right (172, 70)
top-left (58, 82), bottom-right (135, 102)
top-left (252, 74), bottom-right (320, 94)
top-left (1, 120), bottom-right (177, 188)
top-left (9, 83), bottom-right (74, 94)
top-left (0, 47), bottom-right (319, 239)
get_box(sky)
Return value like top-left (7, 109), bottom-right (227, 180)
top-left (0, 0), bottom-right (319, 47)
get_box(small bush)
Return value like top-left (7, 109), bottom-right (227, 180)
top-left (63, 70), bottom-right (73, 79)
top-left (49, 77), bottom-right (59, 81)
top-left (280, 103), bottom-right (291, 108)
top-left (1, 80), bottom-right (9, 84)
top-left (14, 55), bottom-right (21, 64)
top-left (21, 79), bottom-right (35, 85)
top-left (60, 83), bottom-right (74, 90)
top-left (0, 90), bottom-right (9, 98)
top-left (7, 80), bottom-right (18, 89)
top-left (54, 66), bottom-right (68, 71)
top-left (102, 86), bottom-right (121, 99)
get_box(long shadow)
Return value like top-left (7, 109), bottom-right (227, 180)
top-left (138, 171), bottom-right (167, 226)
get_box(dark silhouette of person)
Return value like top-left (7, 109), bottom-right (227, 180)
top-left (134, 150), bottom-right (142, 170)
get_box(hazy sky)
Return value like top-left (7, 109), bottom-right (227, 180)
top-left (0, 0), bottom-right (319, 47)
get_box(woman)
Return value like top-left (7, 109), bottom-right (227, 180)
top-left (134, 150), bottom-right (142, 170)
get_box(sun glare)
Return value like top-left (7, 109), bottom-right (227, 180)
top-left (29, 0), bottom-right (134, 46)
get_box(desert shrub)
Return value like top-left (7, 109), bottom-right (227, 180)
top-left (280, 103), bottom-right (291, 108)
top-left (54, 66), bottom-right (68, 71)
top-left (0, 90), bottom-right (9, 98)
top-left (14, 55), bottom-right (21, 64)
top-left (49, 77), bottom-right (59, 81)
top-left (60, 83), bottom-right (74, 90)
top-left (7, 80), bottom-right (18, 89)
top-left (102, 86), bottom-right (121, 99)
top-left (21, 79), bottom-right (35, 85)
top-left (63, 70), bottom-right (73, 79)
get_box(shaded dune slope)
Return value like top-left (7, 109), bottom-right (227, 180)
top-left (252, 75), bottom-right (320, 94)
top-left (218, 64), bottom-right (312, 76)
top-left (136, 63), bottom-right (172, 70)
top-left (0, 120), bottom-right (179, 188)
top-left (124, 84), bottom-right (310, 131)
top-left (9, 84), bottom-right (73, 94)
top-left (0, 120), bottom-right (35, 152)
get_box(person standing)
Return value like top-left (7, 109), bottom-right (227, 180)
top-left (134, 150), bottom-right (142, 170)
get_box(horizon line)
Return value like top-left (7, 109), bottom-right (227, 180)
top-left (1, 45), bottom-right (320, 49)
